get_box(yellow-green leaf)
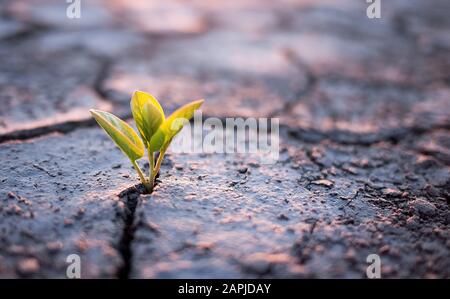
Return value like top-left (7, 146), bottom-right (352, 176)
top-left (149, 99), bottom-right (204, 152)
top-left (90, 109), bottom-right (144, 161)
top-left (130, 91), bottom-right (165, 146)
top-left (148, 129), bottom-right (166, 152)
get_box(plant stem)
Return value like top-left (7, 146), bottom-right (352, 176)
top-left (131, 159), bottom-right (152, 193)
top-left (154, 145), bottom-right (168, 180)
top-left (148, 148), bottom-right (154, 189)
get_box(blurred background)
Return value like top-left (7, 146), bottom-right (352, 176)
top-left (0, 0), bottom-right (449, 142)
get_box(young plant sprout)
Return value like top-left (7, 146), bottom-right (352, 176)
top-left (90, 91), bottom-right (204, 193)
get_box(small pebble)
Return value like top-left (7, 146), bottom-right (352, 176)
top-left (409, 198), bottom-right (437, 217)
top-left (18, 258), bottom-right (40, 275)
top-left (248, 162), bottom-right (260, 168)
top-left (238, 167), bottom-right (248, 174)
top-left (64, 219), bottom-right (74, 226)
top-left (380, 245), bottom-right (390, 254)
top-left (382, 188), bottom-right (402, 197)
top-left (46, 241), bottom-right (63, 253)
top-left (278, 214), bottom-right (289, 221)
top-left (311, 179), bottom-right (334, 188)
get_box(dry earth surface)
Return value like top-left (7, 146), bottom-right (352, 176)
top-left (0, 0), bottom-right (449, 278)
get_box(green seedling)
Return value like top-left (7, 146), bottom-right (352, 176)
top-left (90, 91), bottom-right (204, 193)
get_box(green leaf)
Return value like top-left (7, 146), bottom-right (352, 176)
top-left (149, 99), bottom-right (204, 152)
top-left (90, 109), bottom-right (144, 161)
top-left (148, 129), bottom-right (166, 152)
top-left (130, 91), bottom-right (165, 146)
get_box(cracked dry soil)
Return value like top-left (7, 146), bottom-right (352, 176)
top-left (0, 0), bottom-right (449, 278)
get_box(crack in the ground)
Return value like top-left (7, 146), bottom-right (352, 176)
top-left (116, 184), bottom-right (146, 279)
top-left (0, 20), bottom-right (51, 43)
top-left (115, 177), bottom-right (161, 278)
top-left (0, 118), bottom-right (98, 143)
top-left (2, 108), bottom-right (448, 152)
top-left (284, 123), bottom-right (450, 147)
top-left (268, 48), bottom-right (318, 118)
top-left (292, 218), bottom-right (319, 265)
top-left (0, 56), bottom-right (129, 144)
